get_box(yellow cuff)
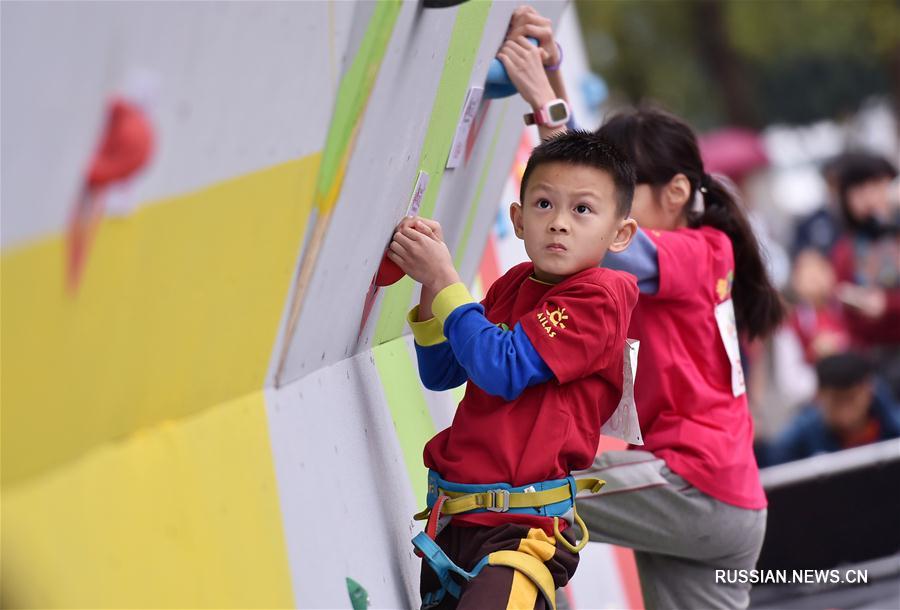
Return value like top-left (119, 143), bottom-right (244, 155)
top-left (432, 282), bottom-right (476, 325)
top-left (407, 306), bottom-right (446, 347)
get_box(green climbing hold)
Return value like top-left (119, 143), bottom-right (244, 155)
top-left (346, 577), bottom-right (369, 610)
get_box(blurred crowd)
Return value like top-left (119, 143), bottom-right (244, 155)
top-left (739, 144), bottom-right (900, 466)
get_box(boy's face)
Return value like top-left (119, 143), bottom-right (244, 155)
top-left (511, 162), bottom-right (635, 284)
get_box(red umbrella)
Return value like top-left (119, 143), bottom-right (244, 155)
top-left (699, 128), bottom-right (768, 182)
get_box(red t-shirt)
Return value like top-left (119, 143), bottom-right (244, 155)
top-left (424, 262), bottom-right (638, 529)
top-left (789, 302), bottom-right (850, 363)
top-left (831, 235), bottom-right (900, 346)
top-left (631, 227), bottom-right (767, 510)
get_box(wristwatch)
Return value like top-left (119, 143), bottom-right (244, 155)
top-left (523, 99), bottom-right (570, 128)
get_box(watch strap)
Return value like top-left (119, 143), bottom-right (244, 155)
top-left (523, 107), bottom-right (549, 126)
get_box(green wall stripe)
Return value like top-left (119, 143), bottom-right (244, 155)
top-left (373, 0), bottom-right (493, 345)
top-left (372, 338), bottom-right (437, 508)
top-left (315, 1), bottom-right (402, 211)
top-left (453, 99), bottom-right (509, 268)
top-left (275, 2), bottom-right (401, 385)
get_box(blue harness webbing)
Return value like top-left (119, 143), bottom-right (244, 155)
top-left (425, 470), bottom-right (578, 518)
top-left (412, 532), bottom-right (490, 608)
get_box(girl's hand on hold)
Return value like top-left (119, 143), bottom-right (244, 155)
top-left (497, 36), bottom-right (557, 110)
top-left (388, 222), bottom-right (460, 292)
top-left (507, 5), bottom-right (559, 68)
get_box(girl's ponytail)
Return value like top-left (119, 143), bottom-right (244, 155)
top-left (600, 108), bottom-right (784, 339)
top-left (692, 173), bottom-right (785, 339)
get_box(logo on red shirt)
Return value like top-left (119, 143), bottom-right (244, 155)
top-left (537, 304), bottom-right (569, 338)
top-left (716, 270), bottom-right (734, 301)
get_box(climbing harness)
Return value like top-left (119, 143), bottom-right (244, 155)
top-left (412, 470), bottom-right (605, 609)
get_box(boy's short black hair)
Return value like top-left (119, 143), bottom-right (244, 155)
top-left (519, 130), bottom-right (636, 217)
top-left (815, 352), bottom-right (874, 389)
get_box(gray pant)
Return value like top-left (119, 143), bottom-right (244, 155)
top-left (573, 451), bottom-right (767, 610)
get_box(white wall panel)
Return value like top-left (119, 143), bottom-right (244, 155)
top-left (1, 1), bottom-right (356, 247)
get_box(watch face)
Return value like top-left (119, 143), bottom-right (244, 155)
top-left (548, 102), bottom-right (568, 122)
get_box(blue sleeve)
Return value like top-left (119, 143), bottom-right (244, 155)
top-left (442, 302), bottom-right (554, 401)
top-left (602, 228), bottom-right (660, 294)
top-left (413, 341), bottom-right (469, 392)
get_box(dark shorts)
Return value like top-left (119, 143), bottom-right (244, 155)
top-left (420, 522), bottom-right (579, 610)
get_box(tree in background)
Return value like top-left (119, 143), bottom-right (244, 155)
top-left (576, 0), bottom-right (900, 129)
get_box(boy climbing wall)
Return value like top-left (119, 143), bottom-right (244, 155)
top-left (388, 131), bottom-right (639, 610)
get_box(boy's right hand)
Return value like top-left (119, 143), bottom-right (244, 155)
top-left (389, 217), bottom-right (459, 292)
top-left (396, 217), bottom-right (445, 320)
top-left (397, 216), bottom-right (444, 242)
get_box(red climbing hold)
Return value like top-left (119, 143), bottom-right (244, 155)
top-left (374, 251), bottom-right (406, 287)
top-left (67, 97), bottom-right (154, 294)
top-left (87, 97), bottom-right (154, 188)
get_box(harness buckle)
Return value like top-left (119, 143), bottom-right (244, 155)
top-left (485, 489), bottom-right (510, 512)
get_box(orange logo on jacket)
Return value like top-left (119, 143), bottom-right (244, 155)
top-left (537, 304), bottom-right (568, 338)
top-left (716, 270), bottom-right (735, 301)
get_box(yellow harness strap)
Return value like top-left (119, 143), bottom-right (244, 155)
top-left (552, 507), bottom-right (591, 553)
top-left (414, 478), bottom-right (604, 521)
top-left (488, 550), bottom-right (557, 610)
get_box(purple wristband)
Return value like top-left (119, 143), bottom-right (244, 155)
top-left (544, 42), bottom-right (563, 72)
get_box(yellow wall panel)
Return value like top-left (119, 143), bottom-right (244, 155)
top-left (1, 154), bottom-right (320, 485)
top-left (1, 391), bottom-right (294, 608)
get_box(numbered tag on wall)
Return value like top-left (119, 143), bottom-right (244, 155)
top-left (446, 86), bottom-right (484, 169)
top-left (714, 299), bottom-right (746, 397)
top-left (406, 170), bottom-right (429, 217)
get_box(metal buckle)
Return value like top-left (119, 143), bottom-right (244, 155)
top-left (486, 489), bottom-right (510, 512)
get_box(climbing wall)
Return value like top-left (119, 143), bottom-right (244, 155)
top-left (0, 1), bottom-right (570, 608)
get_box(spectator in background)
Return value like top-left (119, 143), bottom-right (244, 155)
top-left (791, 154), bottom-right (849, 258)
top-left (831, 153), bottom-right (900, 394)
top-left (758, 248), bottom-right (848, 443)
top-left (788, 248), bottom-right (851, 363)
top-left (763, 352), bottom-right (900, 466)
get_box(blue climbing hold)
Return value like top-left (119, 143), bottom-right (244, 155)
top-left (484, 37), bottom-right (539, 100)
